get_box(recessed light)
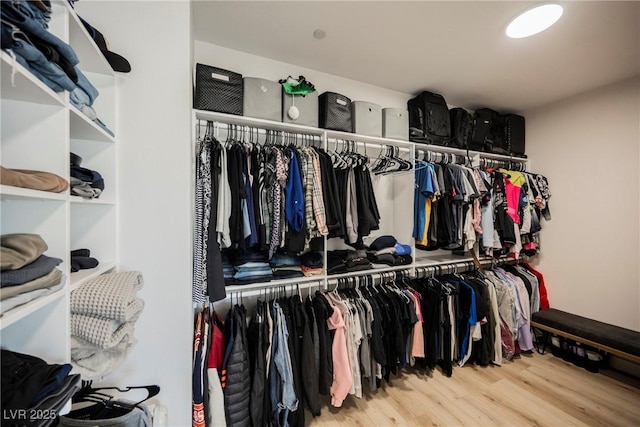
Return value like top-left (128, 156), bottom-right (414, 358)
top-left (506, 4), bottom-right (564, 38)
top-left (313, 29), bottom-right (326, 40)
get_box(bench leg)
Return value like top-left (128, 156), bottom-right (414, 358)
top-left (533, 327), bottom-right (550, 355)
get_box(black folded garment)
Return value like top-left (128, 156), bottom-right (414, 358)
top-left (327, 250), bottom-right (372, 275)
top-left (1, 349), bottom-right (72, 410)
top-left (394, 254), bottom-right (413, 265)
top-left (71, 256), bottom-right (98, 272)
top-left (300, 251), bottom-right (323, 268)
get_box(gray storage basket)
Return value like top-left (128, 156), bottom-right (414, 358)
top-left (283, 91), bottom-right (319, 127)
top-left (352, 101), bottom-right (382, 137)
top-left (243, 77), bottom-right (282, 121)
top-left (383, 108), bottom-right (409, 140)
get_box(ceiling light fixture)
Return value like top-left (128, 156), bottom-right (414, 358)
top-left (506, 3), bottom-right (564, 38)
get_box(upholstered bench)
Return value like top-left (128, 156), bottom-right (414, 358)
top-left (531, 308), bottom-right (640, 364)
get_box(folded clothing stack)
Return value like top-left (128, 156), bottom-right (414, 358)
top-left (0, 166), bottom-right (69, 193)
top-left (1, 234), bottom-right (65, 314)
top-left (221, 253), bottom-right (235, 280)
top-left (366, 235), bottom-right (413, 267)
top-left (1, 349), bottom-right (81, 427)
top-left (223, 249), bottom-right (273, 285)
top-left (70, 248), bottom-right (99, 273)
top-left (70, 271), bottom-right (144, 380)
top-left (327, 249), bottom-right (372, 275)
top-left (270, 252), bottom-right (304, 279)
top-left (70, 154), bottom-right (104, 199)
top-left (300, 251), bottom-right (323, 276)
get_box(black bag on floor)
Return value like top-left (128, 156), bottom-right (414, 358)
top-left (470, 108), bottom-right (503, 152)
top-left (194, 64), bottom-right (243, 115)
top-left (319, 92), bottom-right (352, 132)
top-left (449, 107), bottom-right (472, 149)
top-left (503, 113), bottom-right (526, 156)
top-left (408, 91), bottom-right (450, 145)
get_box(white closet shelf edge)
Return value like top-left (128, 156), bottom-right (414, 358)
top-left (1, 51), bottom-right (65, 106)
top-left (69, 261), bottom-right (117, 292)
top-left (0, 288), bottom-right (67, 330)
top-left (0, 185), bottom-right (69, 202)
top-left (194, 110), bottom-right (325, 135)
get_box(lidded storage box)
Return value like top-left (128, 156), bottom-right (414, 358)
top-left (351, 101), bottom-right (382, 137)
top-left (243, 77), bottom-right (282, 121)
top-left (194, 64), bottom-right (243, 115)
top-left (282, 92), bottom-right (319, 127)
top-left (382, 108), bottom-right (409, 140)
top-left (319, 92), bottom-right (352, 132)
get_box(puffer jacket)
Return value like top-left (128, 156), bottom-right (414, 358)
top-left (224, 306), bottom-right (251, 427)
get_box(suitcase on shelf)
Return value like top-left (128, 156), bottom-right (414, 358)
top-left (470, 108), bottom-right (501, 152)
top-left (282, 91), bottom-right (319, 127)
top-left (319, 92), bottom-right (352, 132)
top-left (194, 64), bottom-right (243, 115)
top-left (382, 108), bottom-right (409, 140)
top-left (407, 91), bottom-right (450, 145)
top-left (351, 101), bottom-right (382, 137)
top-left (504, 113), bottom-right (526, 156)
top-left (449, 107), bottom-right (472, 149)
top-left (243, 77), bottom-right (281, 121)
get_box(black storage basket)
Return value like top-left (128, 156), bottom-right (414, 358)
top-left (319, 92), bottom-right (352, 132)
top-left (194, 64), bottom-right (243, 115)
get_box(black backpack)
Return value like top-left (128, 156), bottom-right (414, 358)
top-left (470, 108), bottom-right (504, 152)
top-left (408, 91), bottom-right (450, 146)
top-left (449, 108), bottom-right (472, 149)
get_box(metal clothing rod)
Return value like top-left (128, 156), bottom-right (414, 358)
top-left (479, 157), bottom-right (527, 172)
top-left (326, 267), bottom-right (413, 288)
top-left (414, 256), bottom-right (519, 278)
top-left (197, 120), bottom-right (323, 145)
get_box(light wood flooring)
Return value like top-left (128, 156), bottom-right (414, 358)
top-left (306, 352), bottom-right (640, 426)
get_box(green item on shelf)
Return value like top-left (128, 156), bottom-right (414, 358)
top-left (279, 75), bottom-right (316, 96)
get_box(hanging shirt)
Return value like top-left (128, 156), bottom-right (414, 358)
top-left (285, 148), bottom-right (304, 233)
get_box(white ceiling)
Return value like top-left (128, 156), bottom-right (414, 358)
top-left (193, 1), bottom-right (640, 112)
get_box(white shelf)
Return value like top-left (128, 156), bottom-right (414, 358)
top-left (70, 261), bottom-right (117, 292)
top-left (225, 275), bottom-right (324, 292)
top-left (0, 52), bottom-right (66, 106)
top-left (327, 264), bottom-right (413, 280)
top-left (1, 3), bottom-right (118, 365)
top-left (326, 129), bottom-right (413, 149)
top-left (63, 1), bottom-right (114, 76)
top-left (70, 195), bottom-right (114, 205)
top-left (0, 185), bottom-right (68, 202)
top-left (70, 106), bottom-right (116, 142)
top-left (0, 287), bottom-right (67, 330)
top-left (194, 110), bottom-right (325, 135)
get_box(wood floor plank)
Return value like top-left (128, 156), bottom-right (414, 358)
top-left (307, 352), bottom-right (640, 426)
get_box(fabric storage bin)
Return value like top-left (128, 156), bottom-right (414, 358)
top-left (382, 108), bottom-right (409, 140)
top-left (282, 91), bottom-right (318, 127)
top-left (243, 77), bottom-right (282, 121)
top-left (352, 101), bottom-right (382, 137)
top-left (319, 92), bottom-right (352, 132)
top-left (194, 63), bottom-right (243, 115)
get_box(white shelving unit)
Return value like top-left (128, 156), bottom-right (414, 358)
top-left (193, 110), bottom-right (528, 293)
top-left (0, 0), bottom-right (118, 365)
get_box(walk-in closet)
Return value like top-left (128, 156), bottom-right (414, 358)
top-left (1, 1), bottom-right (638, 426)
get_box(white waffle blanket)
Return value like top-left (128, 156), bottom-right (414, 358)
top-left (71, 271), bottom-right (144, 322)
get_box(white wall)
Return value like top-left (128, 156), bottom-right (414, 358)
top-left (75, 1), bottom-right (193, 424)
top-left (526, 76), bottom-right (640, 331)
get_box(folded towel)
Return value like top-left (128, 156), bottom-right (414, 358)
top-left (70, 271), bottom-right (143, 321)
top-left (71, 335), bottom-right (136, 381)
top-left (1, 234), bottom-right (48, 271)
top-left (70, 315), bottom-right (137, 349)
